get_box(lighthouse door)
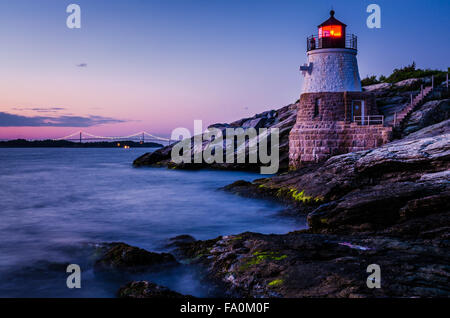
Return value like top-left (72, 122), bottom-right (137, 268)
top-left (352, 100), bottom-right (365, 125)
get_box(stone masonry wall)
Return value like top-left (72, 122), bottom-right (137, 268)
top-left (297, 92), bottom-right (378, 122)
top-left (289, 92), bottom-right (392, 168)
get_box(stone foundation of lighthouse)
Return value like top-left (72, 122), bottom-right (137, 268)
top-left (288, 92), bottom-right (392, 169)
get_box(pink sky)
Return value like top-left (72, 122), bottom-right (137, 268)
top-left (1, 0), bottom-right (448, 140)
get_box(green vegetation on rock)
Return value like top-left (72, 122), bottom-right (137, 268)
top-left (239, 251), bottom-right (288, 271)
top-left (275, 187), bottom-right (323, 204)
top-left (361, 75), bottom-right (380, 86)
top-left (268, 279), bottom-right (284, 287)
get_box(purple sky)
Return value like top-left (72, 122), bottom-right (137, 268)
top-left (0, 0), bottom-right (448, 139)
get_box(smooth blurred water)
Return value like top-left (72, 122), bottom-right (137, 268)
top-left (0, 148), bottom-right (305, 297)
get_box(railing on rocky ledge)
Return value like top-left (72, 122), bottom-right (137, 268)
top-left (353, 115), bottom-right (384, 126)
top-left (307, 34), bottom-right (357, 52)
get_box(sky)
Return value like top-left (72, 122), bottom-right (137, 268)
top-left (0, 0), bottom-right (448, 140)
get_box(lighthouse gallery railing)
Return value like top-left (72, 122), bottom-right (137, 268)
top-left (307, 34), bottom-right (357, 52)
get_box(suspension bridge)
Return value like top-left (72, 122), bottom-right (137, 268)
top-left (53, 131), bottom-right (172, 144)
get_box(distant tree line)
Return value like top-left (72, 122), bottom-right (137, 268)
top-left (361, 62), bottom-right (448, 86)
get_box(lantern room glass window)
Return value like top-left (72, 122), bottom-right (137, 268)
top-left (319, 25), bottom-right (342, 38)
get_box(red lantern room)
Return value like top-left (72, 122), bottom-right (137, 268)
top-left (307, 10), bottom-right (356, 51)
top-left (318, 10), bottom-right (346, 48)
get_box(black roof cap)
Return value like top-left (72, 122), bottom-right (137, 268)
top-left (318, 10), bottom-right (347, 27)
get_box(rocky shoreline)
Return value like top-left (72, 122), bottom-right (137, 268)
top-left (111, 80), bottom-right (450, 298)
top-left (133, 104), bottom-right (297, 172)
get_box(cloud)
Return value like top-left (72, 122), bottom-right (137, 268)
top-left (76, 63), bottom-right (88, 68)
top-left (12, 107), bottom-right (66, 113)
top-left (0, 112), bottom-right (125, 127)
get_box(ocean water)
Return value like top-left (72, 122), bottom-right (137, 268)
top-left (0, 148), bottom-right (305, 297)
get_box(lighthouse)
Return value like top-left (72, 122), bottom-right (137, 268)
top-left (301, 10), bottom-right (361, 93)
top-left (289, 10), bottom-right (392, 169)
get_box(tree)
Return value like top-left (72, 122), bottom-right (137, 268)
top-left (361, 75), bottom-right (380, 86)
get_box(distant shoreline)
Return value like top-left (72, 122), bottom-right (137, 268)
top-left (0, 139), bottom-right (163, 148)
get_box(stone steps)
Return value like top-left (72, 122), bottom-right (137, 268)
top-left (393, 86), bottom-right (433, 128)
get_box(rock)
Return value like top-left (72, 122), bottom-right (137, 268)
top-left (223, 125), bottom-right (450, 232)
top-left (133, 145), bottom-right (173, 167)
top-left (208, 123), bottom-right (231, 129)
top-left (175, 232), bottom-right (450, 297)
top-left (241, 117), bottom-right (266, 129)
top-left (208, 102), bottom-right (450, 297)
top-left (363, 82), bottom-right (392, 92)
top-left (404, 119), bottom-right (450, 140)
top-left (403, 99), bottom-right (450, 136)
top-left (399, 190), bottom-right (450, 218)
top-left (221, 180), bottom-right (255, 196)
top-left (165, 235), bottom-right (197, 249)
top-left (133, 104), bottom-right (297, 171)
top-left (117, 281), bottom-right (191, 298)
top-left (394, 78), bottom-right (420, 87)
top-left (94, 242), bottom-right (178, 272)
top-left (307, 171), bottom-right (449, 233)
top-left (130, 79), bottom-right (450, 298)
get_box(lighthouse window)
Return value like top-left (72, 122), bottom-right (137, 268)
top-left (319, 25), bottom-right (342, 38)
top-left (314, 98), bottom-right (321, 117)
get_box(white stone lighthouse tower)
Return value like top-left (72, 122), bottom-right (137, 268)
top-left (300, 10), bottom-right (361, 93)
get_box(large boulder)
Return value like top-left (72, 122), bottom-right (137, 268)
top-left (165, 235), bottom-right (197, 250)
top-left (118, 281), bottom-right (190, 298)
top-left (95, 242), bottom-right (178, 272)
